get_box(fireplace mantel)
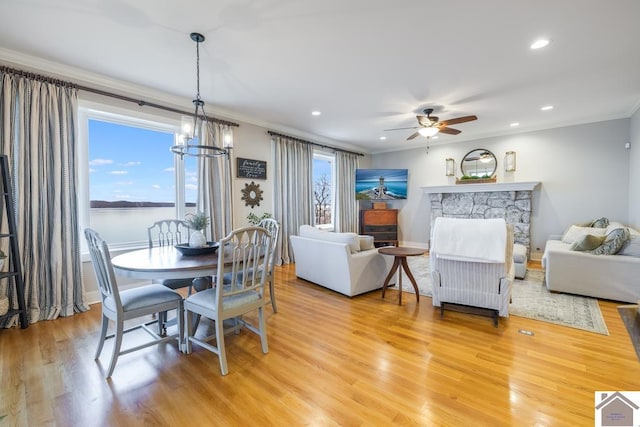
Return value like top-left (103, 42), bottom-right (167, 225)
top-left (421, 181), bottom-right (540, 194)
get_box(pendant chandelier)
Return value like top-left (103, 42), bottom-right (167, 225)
top-left (171, 32), bottom-right (232, 158)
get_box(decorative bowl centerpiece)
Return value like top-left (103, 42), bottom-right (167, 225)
top-left (175, 241), bottom-right (220, 256)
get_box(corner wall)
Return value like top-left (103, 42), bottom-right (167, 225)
top-left (372, 119), bottom-right (631, 259)
top-left (628, 107), bottom-right (640, 229)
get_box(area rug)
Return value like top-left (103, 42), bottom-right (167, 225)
top-left (404, 256), bottom-right (609, 335)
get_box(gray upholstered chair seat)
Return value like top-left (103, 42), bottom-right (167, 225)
top-left (104, 284), bottom-right (183, 313)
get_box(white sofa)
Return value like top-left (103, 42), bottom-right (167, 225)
top-left (542, 222), bottom-right (640, 303)
top-left (290, 225), bottom-right (396, 296)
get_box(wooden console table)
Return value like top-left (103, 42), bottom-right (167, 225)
top-left (360, 209), bottom-right (398, 247)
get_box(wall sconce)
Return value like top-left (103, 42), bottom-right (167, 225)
top-left (445, 158), bottom-right (455, 176)
top-left (505, 151), bottom-right (516, 172)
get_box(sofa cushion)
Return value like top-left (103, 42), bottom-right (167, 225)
top-left (618, 233), bottom-right (640, 257)
top-left (298, 225), bottom-right (360, 253)
top-left (586, 227), bottom-right (631, 255)
top-left (569, 234), bottom-right (606, 251)
top-left (512, 244), bottom-right (527, 263)
top-left (561, 225), bottom-right (606, 244)
top-left (358, 235), bottom-right (375, 251)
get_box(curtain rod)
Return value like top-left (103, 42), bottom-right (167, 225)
top-left (0, 65), bottom-right (239, 128)
top-left (268, 131), bottom-right (364, 157)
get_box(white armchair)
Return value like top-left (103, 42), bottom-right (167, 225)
top-left (430, 218), bottom-right (514, 326)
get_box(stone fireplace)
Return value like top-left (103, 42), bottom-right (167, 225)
top-left (422, 182), bottom-right (540, 253)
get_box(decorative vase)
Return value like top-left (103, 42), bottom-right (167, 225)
top-left (189, 230), bottom-right (207, 248)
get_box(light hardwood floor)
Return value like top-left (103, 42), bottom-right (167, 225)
top-left (1, 260), bottom-right (639, 426)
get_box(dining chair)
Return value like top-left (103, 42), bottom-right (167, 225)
top-left (85, 228), bottom-right (184, 378)
top-left (148, 219), bottom-right (199, 293)
top-left (148, 219), bottom-right (211, 333)
top-left (223, 218), bottom-right (280, 312)
top-left (257, 218), bottom-right (280, 312)
top-left (184, 226), bottom-right (273, 375)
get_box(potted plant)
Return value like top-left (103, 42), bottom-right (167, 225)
top-left (247, 212), bottom-right (272, 225)
top-left (185, 211), bottom-right (210, 248)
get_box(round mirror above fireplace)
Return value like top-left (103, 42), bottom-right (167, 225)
top-left (460, 149), bottom-right (497, 178)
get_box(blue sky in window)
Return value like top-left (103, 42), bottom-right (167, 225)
top-left (88, 119), bottom-right (194, 202)
top-left (90, 119), bottom-right (331, 203)
top-left (313, 157), bottom-right (332, 184)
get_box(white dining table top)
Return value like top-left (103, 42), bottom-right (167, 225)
top-left (111, 246), bottom-right (220, 280)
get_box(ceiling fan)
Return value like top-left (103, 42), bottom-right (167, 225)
top-left (385, 108), bottom-right (478, 140)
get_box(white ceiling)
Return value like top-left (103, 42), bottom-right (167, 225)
top-left (1, 0), bottom-right (640, 153)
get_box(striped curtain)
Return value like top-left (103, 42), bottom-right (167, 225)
top-left (0, 71), bottom-right (87, 326)
top-left (272, 135), bottom-right (314, 264)
top-left (197, 123), bottom-right (234, 241)
top-left (334, 151), bottom-right (359, 232)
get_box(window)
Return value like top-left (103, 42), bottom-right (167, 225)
top-left (80, 107), bottom-right (190, 249)
top-left (313, 152), bottom-right (335, 229)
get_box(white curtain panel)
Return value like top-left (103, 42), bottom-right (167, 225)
top-left (0, 71), bottom-right (87, 325)
top-left (272, 136), bottom-right (314, 264)
top-left (334, 151), bottom-right (359, 232)
top-left (196, 123), bottom-right (234, 241)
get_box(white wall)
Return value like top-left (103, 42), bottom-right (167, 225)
top-left (371, 119), bottom-right (631, 259)
top-left (230, 122), bottom-right (275, 227)
top-left (628, 107), bottom-right (640, 229)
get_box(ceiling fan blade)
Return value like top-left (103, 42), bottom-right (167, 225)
top-left (439, 115), bottom-right (478, 126)
top-left (416, 115), bottom-right (430, 127)
top-left (384, 126), bottom-right (419, 132)
top-left (438, 127), bottom-right (461, 135)
top-left (406, 132), bottom-right (420, 140)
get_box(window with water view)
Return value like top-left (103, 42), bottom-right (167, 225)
top-left (88, 118), bottom-right (194, 247)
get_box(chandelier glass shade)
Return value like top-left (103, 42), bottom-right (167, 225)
top-left (171, 32), bottom-right (231, 158)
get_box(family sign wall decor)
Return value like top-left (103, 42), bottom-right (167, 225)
top-left (237, 158), bottom-right (267, 180)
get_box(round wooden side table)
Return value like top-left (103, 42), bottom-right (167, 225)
top-left (378, 246), bottom-right (426, 305)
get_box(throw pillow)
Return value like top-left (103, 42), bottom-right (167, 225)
top-left (569, 234), bottom-right (606, 251)
top-left (586, 227), bottom-right (631, 255)
top-left (561, 225), bottom-right (606, 244)
top-left (589, 217), bottom-right (609, 228)
top-left (359, 235), bottom-right (375, 251)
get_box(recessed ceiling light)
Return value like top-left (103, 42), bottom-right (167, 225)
top-left (311, 111), bottom-right (321, 116)
top-left (530, 39), bottom-right (550, 50)
top-left (510, 122), bottom-right (520, 127)
top-left (379, 136), bottom-right (386, 140)
top-left (541, 105), bottom-right (554, 111)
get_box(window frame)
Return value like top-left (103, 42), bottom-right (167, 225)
top-left (78, 101), bottom-right (186, 253)
top-left (312, 150), bottom-right (336, 231)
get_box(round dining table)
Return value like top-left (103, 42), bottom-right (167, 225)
top-left (111, 246), bottom-right (221, 280)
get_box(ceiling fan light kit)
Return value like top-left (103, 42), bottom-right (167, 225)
top-left (384, 108), bottom-right (478, 141)
top-left (418, 127), bottom-right (439, 137)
